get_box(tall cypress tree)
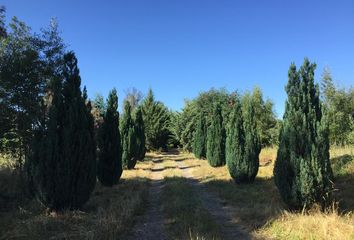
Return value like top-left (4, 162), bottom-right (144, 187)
top-left (29, 52), bottom-right (96, 210)
top-left (274, 59), bottom-right (333, 210)
top-left (193, 114), bottom-right (207, 159)
top-left (206, 104), bottom-right (225, 167)
top-left (121, 101), bottom-right (137, 169)
top-left (226, 96), bottom-right (261, 183)
top-left (134, 106), bottom-right (146, 161)
top-left (97, 88), bottom-right (122, 186)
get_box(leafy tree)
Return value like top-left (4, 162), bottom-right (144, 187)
top-left (134, 106), bottom-right (146, 160)
top-left (173, 99), bottom-right (198, 151)
top-left (0, 17), bottom-right (45, 167)
top-left (121, 101), bottom-right (137, 169)
top-left (193, 114), bottom-right (207, 159)
top-left (124, 87), bottom-right (143, 110)
top-left (206, 104), bottom-right (226, 167)
top-left (321, 67), bottom-right (354, 145)
top-left (97, 88), bottom-right (122, 186)
top-left (242, 87), bottom-right (278, 147)
top-left (29, 52), bottom-right (96, 210)
top-left (0, 15), bottom-right (66, 169)
top-left (274, 59), bottom-right (333, 210)
top-left (141, 88), bottom-right (171, 151)
top-left (175, 88), bottom-right (234, 152)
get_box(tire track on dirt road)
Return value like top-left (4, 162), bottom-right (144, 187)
top-left (125, 158), bottom-right (167, 240)
top-left (175, 157), bottom-right (252, 240)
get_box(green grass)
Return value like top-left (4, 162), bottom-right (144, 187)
top-left (162, 177), bottom-right (222, 240)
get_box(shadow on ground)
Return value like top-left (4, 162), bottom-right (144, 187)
top-left (331, 154), bottom-right (354, 212)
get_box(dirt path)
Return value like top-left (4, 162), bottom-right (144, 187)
top-left (126, 151), bottom-right (251, 240)
top-left (125, 158), bottom-right (167, 240)
top-left (175, 158), bottom-right (251, 240)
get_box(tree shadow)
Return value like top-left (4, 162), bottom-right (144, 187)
top-left (196, 176), bottom-right (284, 232)
top-left (160, 148), bottom-right (180, 155)
top-left (331, 154), bottom-right (354, 212)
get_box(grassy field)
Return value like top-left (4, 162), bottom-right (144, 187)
top-left (185, 147), bottom-right (354, 240)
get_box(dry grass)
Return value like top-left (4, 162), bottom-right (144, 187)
top-left (180, 147), bottom-right (354, 240)
top-left (258, 208), bottom-right (354, 240)
top-left (0, 159), bottom-right (152, 240)
top-left (162, 177), bottom-right (222, 240)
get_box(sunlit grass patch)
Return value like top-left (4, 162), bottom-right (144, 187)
top-left (162, 177), bottom-right (222, 240)
top-left (258, 208), bottom-right (354, 240)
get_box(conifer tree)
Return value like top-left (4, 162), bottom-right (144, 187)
top-left (97, 88), bottom-right (122, 186)
top-left (141, 88), bottom-right (171, 150)
top-left (206, 104), bottom-right (225, 167)
top-left (274, 59), bottom-right (333, 210)
top-left (226, 96), bottom-right (261, 183)
top-left (29, 52), bottom-right (96, 210)
top-left (121, 101), bottom-right (137, 169)
top-left (134, 106), bottom-right (146, 160)
top-left (193, 114), bottom-right (207, 159)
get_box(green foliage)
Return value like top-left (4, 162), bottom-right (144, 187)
top-left (173, 100), bottom-right (198, 151)
top-left (134, 106), bottom-right (146, 160)
top-left (206, 104), bottom-right (226, 167)
top-left (321, 67), bottom-right (354, 146)
top-left (226, 95), bottom-right (261, 183)
top-left (0, 14), bottom-right (65, 168)
top-left (97, 88), bottom-right (122, 186)
top-left (0, 6), bottom-right (6, 38)
top-left (141, 88), bottom-right (171, 151)
top-left (28, 52), bottom-right (96, 210)
top-left (193, 114), bottom-right (207, 159)
top-left (242, 87), bottom-right (278, 147)
top-left (274, 59), bottom-right (333, 210)
top-left (121, 101), bottom-right (137, 169)
top-left (174, 88), bottom-right (234, 152)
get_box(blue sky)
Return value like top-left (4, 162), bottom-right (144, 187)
top-left (3, 0), bottom-right (354, 117)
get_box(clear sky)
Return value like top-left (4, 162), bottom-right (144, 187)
top-left (3, 0), bottom-right (354, 117)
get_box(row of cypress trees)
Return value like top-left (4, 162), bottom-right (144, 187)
top-left (194, 97), bottom-right (261, 184)
top-left (193, 58), bottom-right (334, 209)
top-left (28, 52), bottom-right (146, 210)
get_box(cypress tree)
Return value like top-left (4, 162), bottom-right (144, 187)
top-left (274, 59), bottom-right (333, 210)
top-left (134, 107), bottom-right (146, 161)
top-left (97, 88), bottom-right (122, 187)
top-left (29, 52), bottom-right (96, 210)
top-left (121, 101), bottom-right (137, 169)
top-left (193, 114), bottom-right (207, 159)
top-left (206, 104), bottom-right (225, 167)
top-left (226, 96), bottom-right (261, 183)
